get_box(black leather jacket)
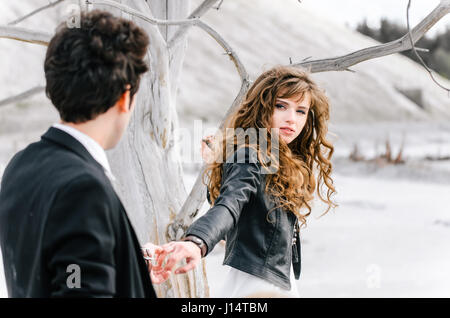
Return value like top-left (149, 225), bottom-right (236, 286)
top-left (186, 147), bottom-right (301, 290)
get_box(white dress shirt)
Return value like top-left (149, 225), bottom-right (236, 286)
top-left (52, 123), bottom-right (116, 182)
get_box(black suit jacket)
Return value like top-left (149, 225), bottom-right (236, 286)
top-left (0, 127), bottom-right (156, 298)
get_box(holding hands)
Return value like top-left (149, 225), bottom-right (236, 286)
top-left (142, 240), bottom-right (203, 284)
top-left (141, 242), bottom-right (171, 284)
top-left (142, 137), bottom-right (211, 284)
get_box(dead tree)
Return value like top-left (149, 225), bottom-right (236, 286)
top-left (0, 0), bottom-right (449, 298)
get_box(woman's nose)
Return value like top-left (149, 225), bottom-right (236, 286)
top-left (285, 109), bottom-right (296, 123)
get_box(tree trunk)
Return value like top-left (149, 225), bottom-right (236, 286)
top-left (103, 0), bottom-right (209, 298)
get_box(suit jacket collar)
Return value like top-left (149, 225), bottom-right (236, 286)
top-left (41, 127), bottom-right (105, 172)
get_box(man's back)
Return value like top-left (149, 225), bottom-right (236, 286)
top-left (0, 127), bottom-right (155, 297)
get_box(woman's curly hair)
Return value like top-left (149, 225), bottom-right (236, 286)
top-left (44, 10), bottom-right (149, 123)
top-left (204, 66), bottom-right (337, 227)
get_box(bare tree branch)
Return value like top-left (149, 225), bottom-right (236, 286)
top-left (88, 0), bottom-right (199, 26)
top-left (414, 47), bottom-right (430, 53)
top-left (294, 0), bottom-right (450, 73)
top-left (7, 0), bottom-right (66, 26)
top-left (167, 0), bottom-right (219, 49)
top-left (90, 1), bottom-right (248, 87)
top-left (406, 0), bottom-right (450, 93)
top-left (165, 12), bottom-right (253, 239)
top-left (166, 17), bottom-right (251, 239)
top-left (90, 0), bottom-right (248, 80)
top-left (195, 20), bottom-right (248, 82)
top-left (0, 86), bottom-right (45, 108)
top-left (0, 25), bottom-right (51, 45)
top-left (167, 79), bottom-right (251, 240)
top-left (1, 0), bottom-right (248, 147)
top-left (169, 0), bottom-right (450, 237)
top-left (91, 0), bottom-right (248, 82)
top-left (214, 0), bottom-right (224, 10)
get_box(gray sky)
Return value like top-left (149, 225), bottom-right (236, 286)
top-left (302, 0), bottom-right (450, 36)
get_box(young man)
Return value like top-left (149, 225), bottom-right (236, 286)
top-left (0, 10), bottom-right (166, 297)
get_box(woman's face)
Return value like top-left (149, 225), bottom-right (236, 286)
top-left (270, 92), bottom-right (311, 144)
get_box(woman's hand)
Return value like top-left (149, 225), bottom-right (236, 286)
top-left (141, 242), bottom-right (171, 284)
top-left (201, 135), bottom-right (216, 164)
top-left (156, 241), bottom-right (202, 275)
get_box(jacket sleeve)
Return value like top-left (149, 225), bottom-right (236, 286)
top-left (186, 147), bottom-right (261, 256)
top-left (43, 175), bottom-right (116, 297)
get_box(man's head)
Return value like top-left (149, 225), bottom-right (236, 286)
top-left (44, 10), bottom-right (149, 148)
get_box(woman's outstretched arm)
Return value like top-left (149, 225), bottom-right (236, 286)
top-left (156, 147), bottom-right (261, 276)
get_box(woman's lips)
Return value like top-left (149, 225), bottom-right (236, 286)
top-left (280, 127), bottom-right (295, 135)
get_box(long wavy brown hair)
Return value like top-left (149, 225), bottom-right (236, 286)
top-left (204, 66), bottom-right (337, 227)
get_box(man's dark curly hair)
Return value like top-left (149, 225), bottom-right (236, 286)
top-left (44, 10), bottom-right (150, 123)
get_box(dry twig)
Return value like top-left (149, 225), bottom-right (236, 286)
top-left (8, 0), bottom-right (66, 26)
top-left (406, 0), bottom-right (450, 94)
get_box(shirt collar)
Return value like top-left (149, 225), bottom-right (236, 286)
top-left (52, 123), bottom-right (116, 182)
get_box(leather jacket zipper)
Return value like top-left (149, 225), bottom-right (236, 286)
top-left (292, 219), bottom-right (300, 263)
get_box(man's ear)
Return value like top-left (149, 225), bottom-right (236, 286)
top-left (117, 85), bottom-right (131, 113)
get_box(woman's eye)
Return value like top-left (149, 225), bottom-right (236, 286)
top-left (297, 110), bottom-right (306, 115)
top-left (275, 104), bottom-right (285, 109)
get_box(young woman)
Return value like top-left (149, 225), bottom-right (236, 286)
top-left (154, 65), bottom-right (337, 297)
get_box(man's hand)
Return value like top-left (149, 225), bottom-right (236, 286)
top-left (141, 242), bottom-right (170, 284)
top-left (157, 241), bottom-right (202, 275)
